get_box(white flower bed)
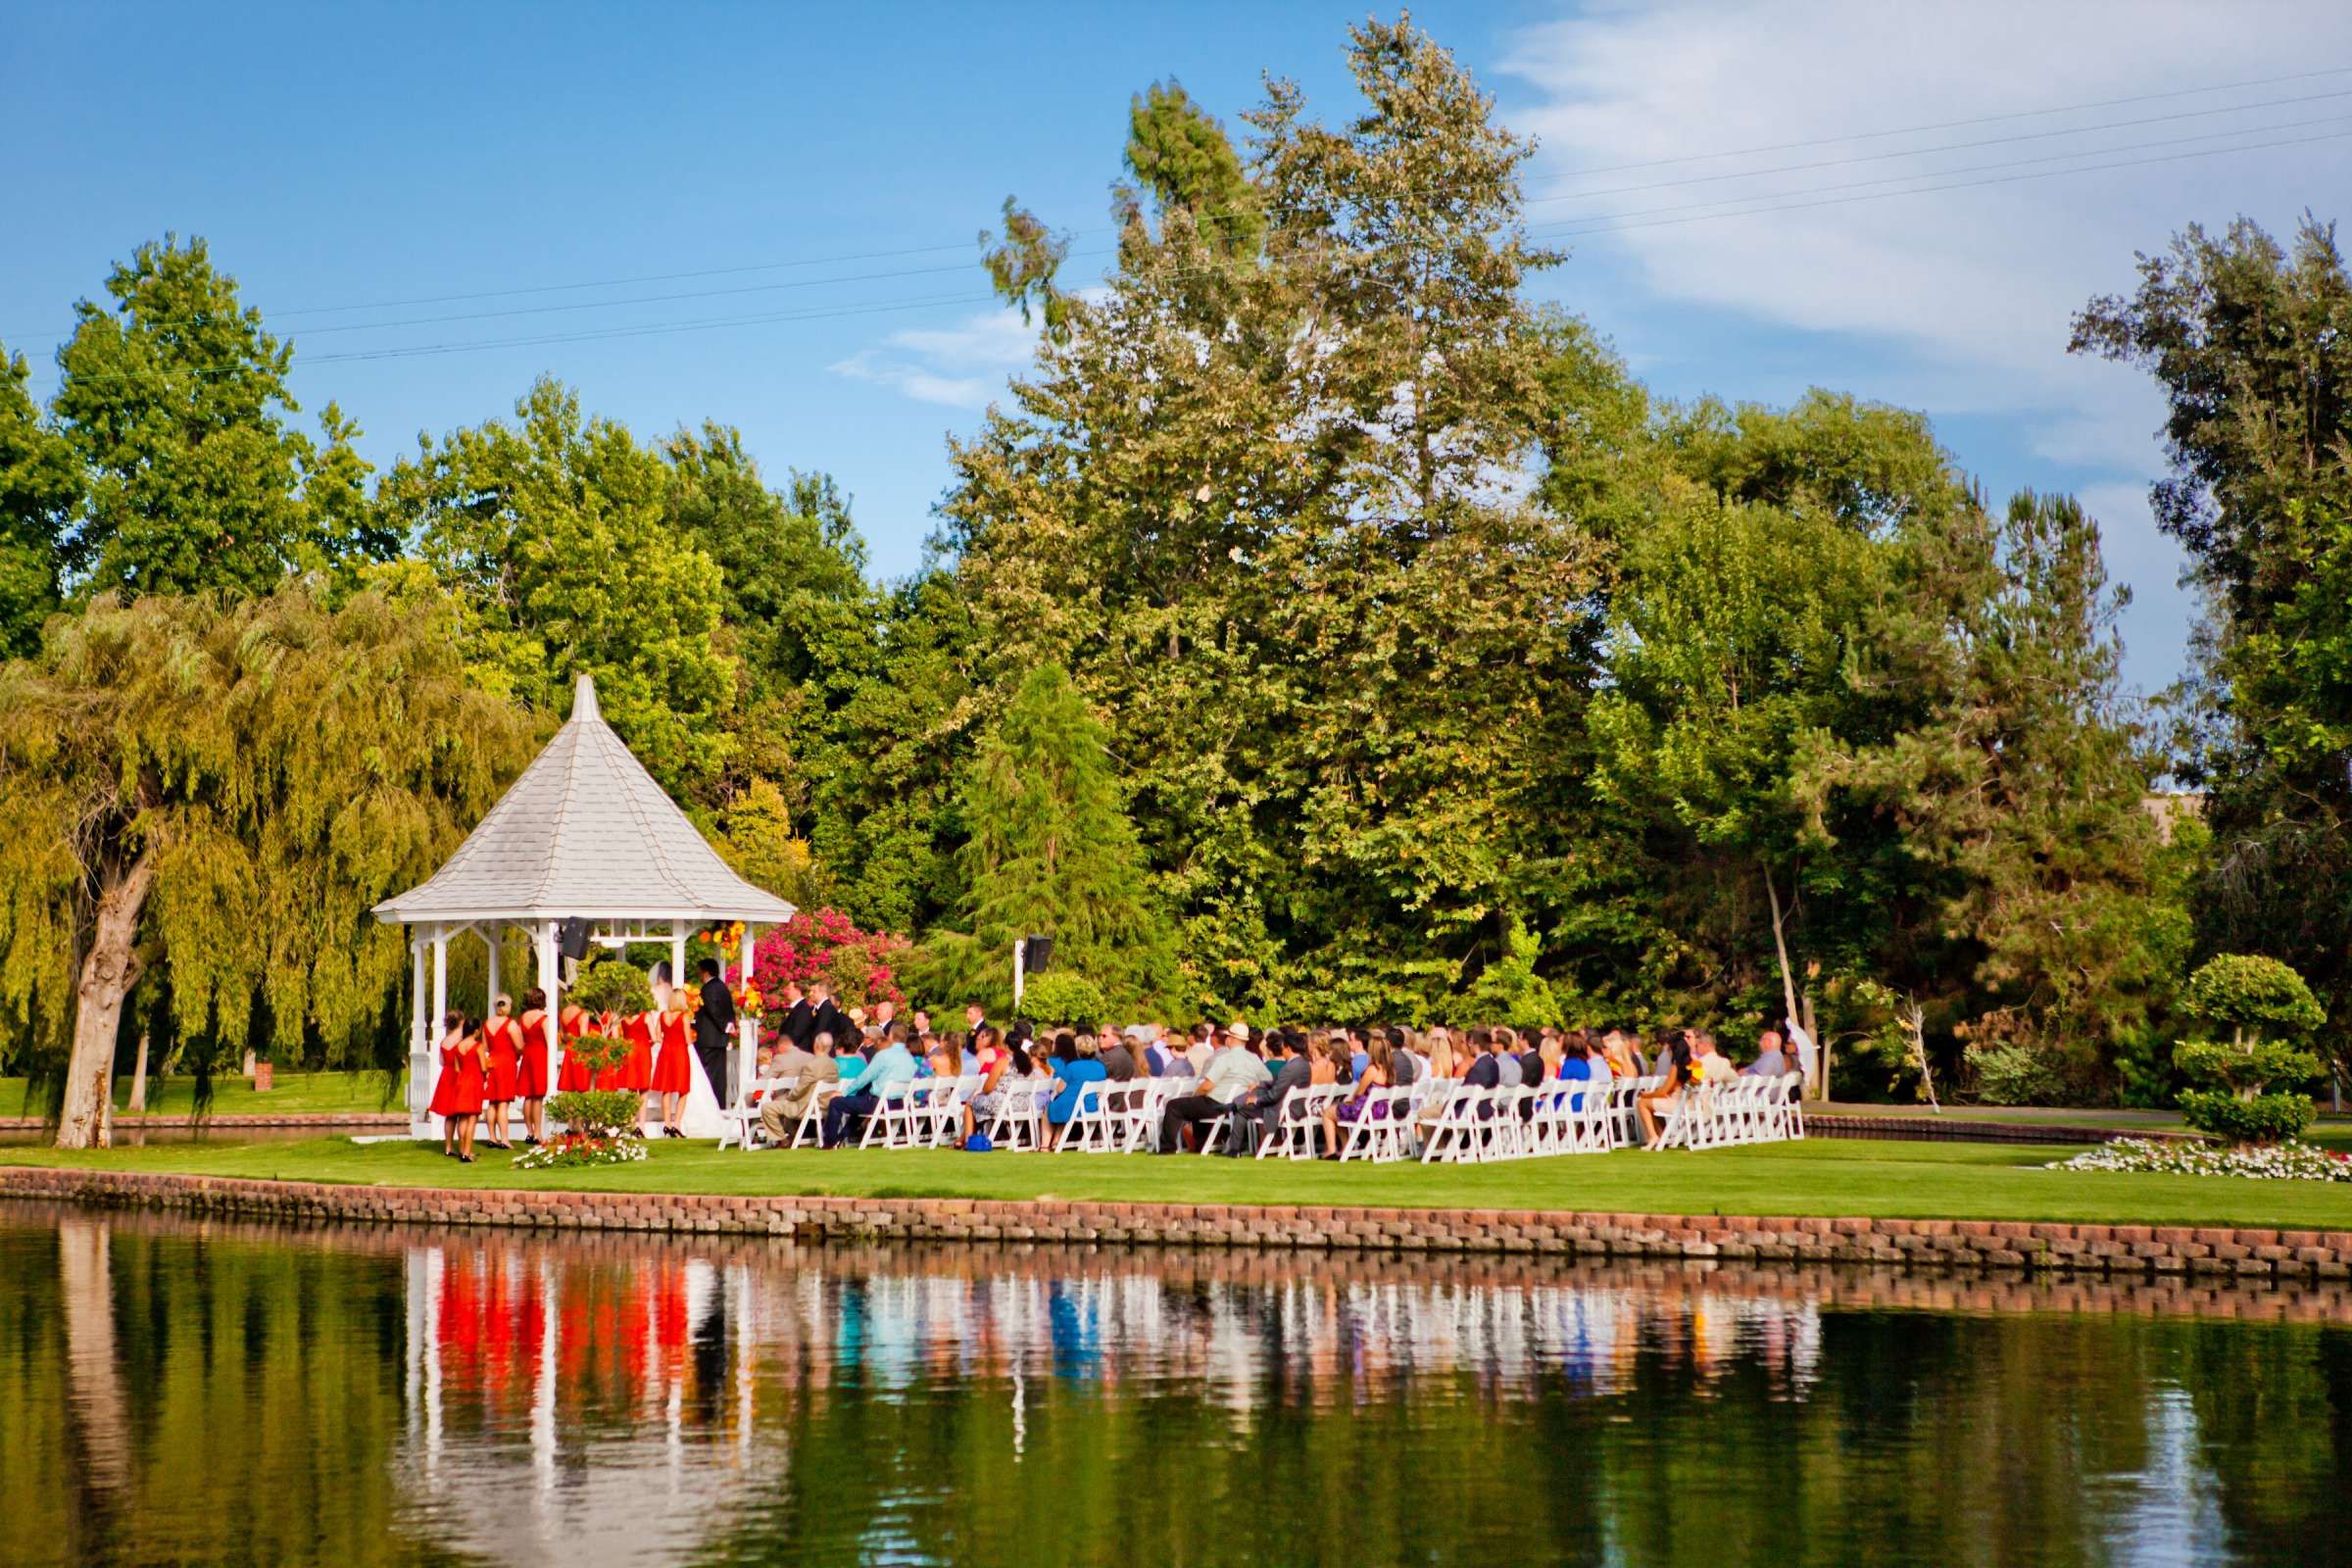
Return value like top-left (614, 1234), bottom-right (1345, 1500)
top-left (2054, 1137), bottom-right (2352, 1182)
top-left (513, 1131), bottom-right (649, 1170)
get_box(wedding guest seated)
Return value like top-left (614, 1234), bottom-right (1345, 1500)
top-left (1742, 1027), bottom-right (1791, 1077)
top-left (1690, 1029), bottom-right (1736, 1085)
top-left (758, 1031), bottom-right (841, 1144)
top-left (1637, 1037), bottom-right (1694, 1145)
top-left (1155, 1025), bottom-right (1268, 1153)
top-left (1236, 1029), bottom-right (1310, 1156)
top-left (822, 1023), bottom-right (917, 1147)
top-left (1044, 1032), bottom-right (1106, 1149)
top-left (1322, 1035), bottom-right (1393, 1154)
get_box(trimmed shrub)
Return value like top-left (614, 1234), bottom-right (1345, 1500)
top-left (1964, 1044), bottom-right (2065, 1106)
top-left (1020, 972), bottom-right (1108, 1028)
top-left (2179, 1089), bottom-right (2316, 1145)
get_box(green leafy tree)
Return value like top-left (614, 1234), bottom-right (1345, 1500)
top-left (923, 662), bottom-right (1174, 1013)
top-left (1119, 78), bottom-right (1261, 256)
top-left (0, 344), bottom-right (80, 655)
top-left (0, 587), bottom-right (540, 1148)
top-left (48, 236), bottom-right (389, 597)
top-left (945, 18), bottom-right (1598, 1017)
top-left (2071, 216), bottom-right (2352, 1032)
top-left (2174, 954), bottom-right (2325, 1142)
top-left (378, 377), bottom-right (735, 799)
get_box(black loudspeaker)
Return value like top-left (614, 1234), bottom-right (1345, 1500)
top-left (559, 918), bottom-right (592, 960)
top-left (1024, 934), bottom-right (1054, 974)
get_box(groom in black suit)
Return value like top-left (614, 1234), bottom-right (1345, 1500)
top-left (694, 958), bottom-right (738, 1103)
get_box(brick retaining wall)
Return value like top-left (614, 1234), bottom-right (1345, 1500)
top-left (0, 1113), bottom-right (409, 1133)
top-left (4, 1165), bottom-right (2349, 1283)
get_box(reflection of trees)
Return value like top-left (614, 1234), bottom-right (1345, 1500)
top-left (3, 1208), bottom-right (2348, 1567)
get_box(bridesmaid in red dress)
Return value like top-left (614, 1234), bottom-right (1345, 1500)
top-left (428, 1011), bottom-right (486, 1162)
top-left (620, 1004), bottom-right (658, 1094)
top-left (556, 993), bottom-right (594, 1094)
top-left (516, 987), bottom-right (554, 1143)
top-left (480, 995), bottom-right (522, 1150)
top-left (651, 991), bottom-right (693, 1138)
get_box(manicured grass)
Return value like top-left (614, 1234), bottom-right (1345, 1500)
top-left (11, 1134), bottom-right (2352, 1230)
top-left (0, 1071), bottom-right (409, 1119)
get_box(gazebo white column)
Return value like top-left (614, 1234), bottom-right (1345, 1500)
top-left (536, 920), bottom-right (561, 1105)
top-left (736, 923), bottom-right (760, 1104)
top-left (668, 920), bottom-right (687, 1003)
top-left (431, 928), bottom-right (449, 1046)
top-left (410, 937), bottom-right (431, 1125)
top-left (485, 927), bottom-right (501, 1010)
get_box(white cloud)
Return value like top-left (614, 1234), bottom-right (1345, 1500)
top-left (828, 308), bottom-right (1038, 408)
top-left (1495, 0), bottom-right (2352, 689)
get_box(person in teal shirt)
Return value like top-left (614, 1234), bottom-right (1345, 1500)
top-left (1042, 1033), bottom-right (1106, 1148)
top-left (823, 1028), bottom-right (918, 1147)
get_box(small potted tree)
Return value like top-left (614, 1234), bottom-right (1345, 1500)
top-left (2174, 955), bottom-right (2327, 1146)
top-left (516, 959), bottom-right (653, 1168)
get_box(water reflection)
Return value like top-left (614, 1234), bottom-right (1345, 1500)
top-left (3, 1207), bottom-right (2349, 1566)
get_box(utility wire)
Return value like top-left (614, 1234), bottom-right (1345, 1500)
top-left (1544, 63), bottom-right (2352, 176)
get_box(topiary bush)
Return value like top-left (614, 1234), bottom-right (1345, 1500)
top-left (2174, 954), bottom-right (2326, 1144)
top-left (1020, 971), bottom-right (1108, 1028)
top-left (1964, 1044), bottom-right (2065, 1106)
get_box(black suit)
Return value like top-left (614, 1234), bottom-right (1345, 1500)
top-left (696, 977), bottom-right (737, 1102)
top-left (809, 1000), bottom-right (851, 1051)
top-left (1246, 1055), bottom-right (1313, 1154)
top-left (778, 999), bottom-right (815, 1050)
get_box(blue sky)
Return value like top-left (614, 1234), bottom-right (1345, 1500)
top-left (10, 1), bottom-right (2351, 694)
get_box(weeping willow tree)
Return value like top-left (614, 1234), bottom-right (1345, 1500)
top-left (0, 586), bottom-right (541, 1147)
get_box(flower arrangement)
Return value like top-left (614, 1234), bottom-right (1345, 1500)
top-left (514, 1128), bottom-right (648, 1169)
top-left (750, 908), bottom-right (909, 1027)
top-left (2053, 1137), bottom-right (2352, 1182)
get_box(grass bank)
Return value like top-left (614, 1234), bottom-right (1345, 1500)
top-left (9, 1135), bottom-right (2352, 1231)
top-left (0, 1071), bottom-right (409, 1120)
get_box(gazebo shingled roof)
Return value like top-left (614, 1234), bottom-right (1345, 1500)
top-left (373, 674), bottom-right (794, 927)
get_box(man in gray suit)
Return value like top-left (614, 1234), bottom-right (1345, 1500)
top-left (1235, 1030), bottom-right (1311, 1157)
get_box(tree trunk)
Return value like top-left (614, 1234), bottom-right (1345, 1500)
top-left (126, 1032), bottom-right (150, 1115)
top-left (1764, 865), bottom-right (1813, 1097)
top-left (55, 855), bottom-right (154, 1151)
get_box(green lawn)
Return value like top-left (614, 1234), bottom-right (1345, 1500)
top-left (10, 1134), bottom-right (2352, 1230)
top-left (0, 1071), bottom-right (409, 1119)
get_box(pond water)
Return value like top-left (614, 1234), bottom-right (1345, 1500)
top-left (2, 1205), bottom-right (2348, 1567)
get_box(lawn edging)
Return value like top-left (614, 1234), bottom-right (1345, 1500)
top-left (0, 1113), bottom-right (409, 1133)
top-left (4, 1163), bottom-right (2348, 1283)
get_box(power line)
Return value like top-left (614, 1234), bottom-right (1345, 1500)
top-left (1544, 64), bottom-right (2352, 177)
top-left (1526, 87), bottom-right (2352, 205)
top-left (1526, 111), bottom-right (2352, 233)
top-left (1533, 123), bottom-right (2352, 241)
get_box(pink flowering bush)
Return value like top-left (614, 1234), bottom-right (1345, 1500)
top-left (751, 908), bottom-right (910, 1026)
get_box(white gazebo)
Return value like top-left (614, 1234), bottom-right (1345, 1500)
top-left (374, 674), bottom-right (794, 1139)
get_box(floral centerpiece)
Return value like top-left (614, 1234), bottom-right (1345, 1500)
top-left (516, 958), bottom-right (653, 1170)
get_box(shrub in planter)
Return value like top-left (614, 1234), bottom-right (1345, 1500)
top-left (1964, 1043), bottom-right (2066, 1106)
top-left (516, 959), bottom-right (651, 1168)
top-left (2173, 955), bottom-right (2326, 1145)
top-left (1020, 971), bottom-right (1108, 1028)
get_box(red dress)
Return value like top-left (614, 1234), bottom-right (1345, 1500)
top-left (651, 1010), bottom-right (693, 1095)
top-left (429, 1040), bottom-right (486, 1117)
top-left (483, 1016), bottom-right (522, 1101)
top-left (614, 1011), bottom-right (656, 1092)
top-left (555, 1006), bottom-right (593, 1093)
top-left (518, 1008), bottom-right (555, 1098)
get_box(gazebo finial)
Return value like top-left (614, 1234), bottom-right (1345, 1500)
top-left (573, 672), bottom-right (599, 723)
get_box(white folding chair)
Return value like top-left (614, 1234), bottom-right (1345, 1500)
top-left (983, 1083), bottom-right (1050, 1152)
top-left (857, 1079), bottom-right (916, 1149)
top-left (1121, 1079), bottom-right (1180, 1152)
top-left (1337, 1083), bottom-right (1417, 1162)
top-left (927, 1074), bottom-right (982, 1147)
top-left (1419, 1084), bottom-right (1488, 1163)
top-left (785, 1082), bottom-right (838, 1149)
top-left (1057, 1079), bottom-right (1122, 1152)
top-left (718, 1074), bottom-right (786, 1152)
top-left (1259, 1084), bottom-right (1343, 1159)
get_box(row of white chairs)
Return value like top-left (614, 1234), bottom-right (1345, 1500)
top-left (720, 1067), bottom-right (1806, 1159)
top-left (1648, 1075), bottom-right (1805, 1151)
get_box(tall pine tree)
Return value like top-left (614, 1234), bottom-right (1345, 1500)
top-left (923, 662), bottom-right (1175, 1013)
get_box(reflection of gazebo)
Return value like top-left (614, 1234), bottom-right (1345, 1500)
top-left (373, 675), bottom-right (793, 1139)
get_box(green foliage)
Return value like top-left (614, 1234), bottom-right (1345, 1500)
top-left (1456, 917), bottom-right (1563, 1028)
top-left (2182, 955), bottom-right (2326, 1040)
top-left (378, 377), bottom-right (735, 799)
top-left (0, 344), bottom-right (79, 656)
top-left (2175, 1038), bottom-right (2322, 1097)
top-left (545, 1089), bottom-right (643, 1138)
top-left (2074, 218), bottom-right (2352, 1067)
top-left (1120, 78), bottom-right (1260, 256)
top-left (2179, 1088), bottom-right (2316, 1145)
top-left (1964, 1044), bottom-right (2068, 1107)
top-left (48, 236), bottom-right (391, 597)
top-left (1018, 972), bottom-right (1108, 1028)
top-left (0, 587), bottom-right (541, 1074)
top-left (566, 959), bottom-right (651, 1021)
top-left (715, 778), bottom-right (823, 911)
top-left (926, 663), bottom-right (1174, 1013)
